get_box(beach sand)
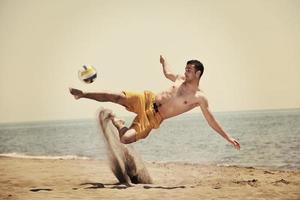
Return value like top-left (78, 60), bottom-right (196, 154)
top-left (0, 156), bottom-right (299, 200)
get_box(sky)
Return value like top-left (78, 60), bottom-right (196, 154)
top-left (0, 0), bottom-right (299, 123)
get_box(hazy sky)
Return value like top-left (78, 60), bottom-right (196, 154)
top-left (0, 0), bottom-right (299, 123)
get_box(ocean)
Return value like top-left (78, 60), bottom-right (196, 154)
top-left (0, 109), bottom-right (299, 170)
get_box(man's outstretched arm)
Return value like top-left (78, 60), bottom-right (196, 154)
top-left (199, 96), bottom-right (241, 150)
top-left (160, 55), bottom-right (179, 82)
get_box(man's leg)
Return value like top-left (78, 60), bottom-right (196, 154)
top-left (71, 88), bottom-right (140, 144)
top-left (109, 115), bottom-right (137, 144)
top-left (69, 88), bottom-right (128, 107)
top-left (119, 129), bottom-right (137, 144)
top-left (71, 87), bottom-right (137, 143)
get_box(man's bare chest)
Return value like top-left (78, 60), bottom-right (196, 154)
top-left (170, 85), bottom-right (198, 106)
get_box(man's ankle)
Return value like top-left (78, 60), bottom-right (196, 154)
top-left (118, 127), bottom-right (128, 138)
top-left (115, 123), bottom-right (125, 130)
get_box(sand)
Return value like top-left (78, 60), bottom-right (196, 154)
top-left (0, 156), bottom-right (299, 200)
top-left (98, 108), bottom-right (153, 185)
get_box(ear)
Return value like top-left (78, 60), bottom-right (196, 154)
top-left (196, 70), bottom-right (201, 79)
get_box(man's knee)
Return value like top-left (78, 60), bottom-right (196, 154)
top-left (120, 133), bottom-right (136, 144)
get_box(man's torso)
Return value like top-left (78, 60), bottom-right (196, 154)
top-left (155, 79), bottom-right (203, 119)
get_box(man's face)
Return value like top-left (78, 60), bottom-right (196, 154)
top-left (184, 64), bottom-right (197, 80)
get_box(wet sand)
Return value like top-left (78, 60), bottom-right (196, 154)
top-left (1, 156), bottom-right (299, 200)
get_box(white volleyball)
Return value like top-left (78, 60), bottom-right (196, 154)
top-left (78, 65), bottom-right (97, 84)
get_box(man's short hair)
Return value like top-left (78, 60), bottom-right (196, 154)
top-left (187, 60), bottom-right (204, 77)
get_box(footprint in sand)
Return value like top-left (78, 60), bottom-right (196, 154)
top-left (30, 188), bottom-right (53, 192)
top-left (272, 179), bottom-right (290, 185)
top-left (233, 179), bottom-right (258, 187)
top-left (264, 170), bottom-right (275, 174)
top-left (213, 183), bottom-right (222, 189)
top-left (80, 182), bottom-right (105, 189)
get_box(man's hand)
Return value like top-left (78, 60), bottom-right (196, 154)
top-left (69, 88), bottom-right (84, 100)
top-left (228, 137), bottom-right (241, 150)
top-left (160, 55), bottom-right (165, 65)
top-left (200, 98), bottom-right (241, 151)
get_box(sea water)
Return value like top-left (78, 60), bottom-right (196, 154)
top-left (0, 109), bottom-right (299, 170)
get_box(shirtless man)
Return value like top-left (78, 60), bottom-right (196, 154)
top-left (69, 55), bottom-right (240, 150)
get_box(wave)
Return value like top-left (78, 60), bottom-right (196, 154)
top-left (0, 153), bottom-right (92, 160)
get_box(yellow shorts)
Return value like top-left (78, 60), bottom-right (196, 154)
top-left (122, 91), bottom-right (162, 141)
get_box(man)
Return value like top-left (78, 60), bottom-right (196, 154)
top-left (69, 55), bottom-right (240, 150)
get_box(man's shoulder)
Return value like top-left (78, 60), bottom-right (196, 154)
top-left (195, 90), bottom-right (208, 103)
top-left (175, 75), bottom-right (185, 81)
top-left (195, 89), bottom-right (205, 97)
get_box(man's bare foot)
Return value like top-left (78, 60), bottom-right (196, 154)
top-left (108, 113), bottom-right (125, 130)
top-left (69, 88), bottom-right (84, 100)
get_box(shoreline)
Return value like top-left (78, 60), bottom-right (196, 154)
top-left (1, 107), bottom-right (299, 125)
top-left (0, 154), bottom-right (298, 172)
top-left (1, 156), bottom-right (299, 200)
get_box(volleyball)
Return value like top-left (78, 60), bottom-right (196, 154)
top-left (78, 65), bottom-right (97, 84)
